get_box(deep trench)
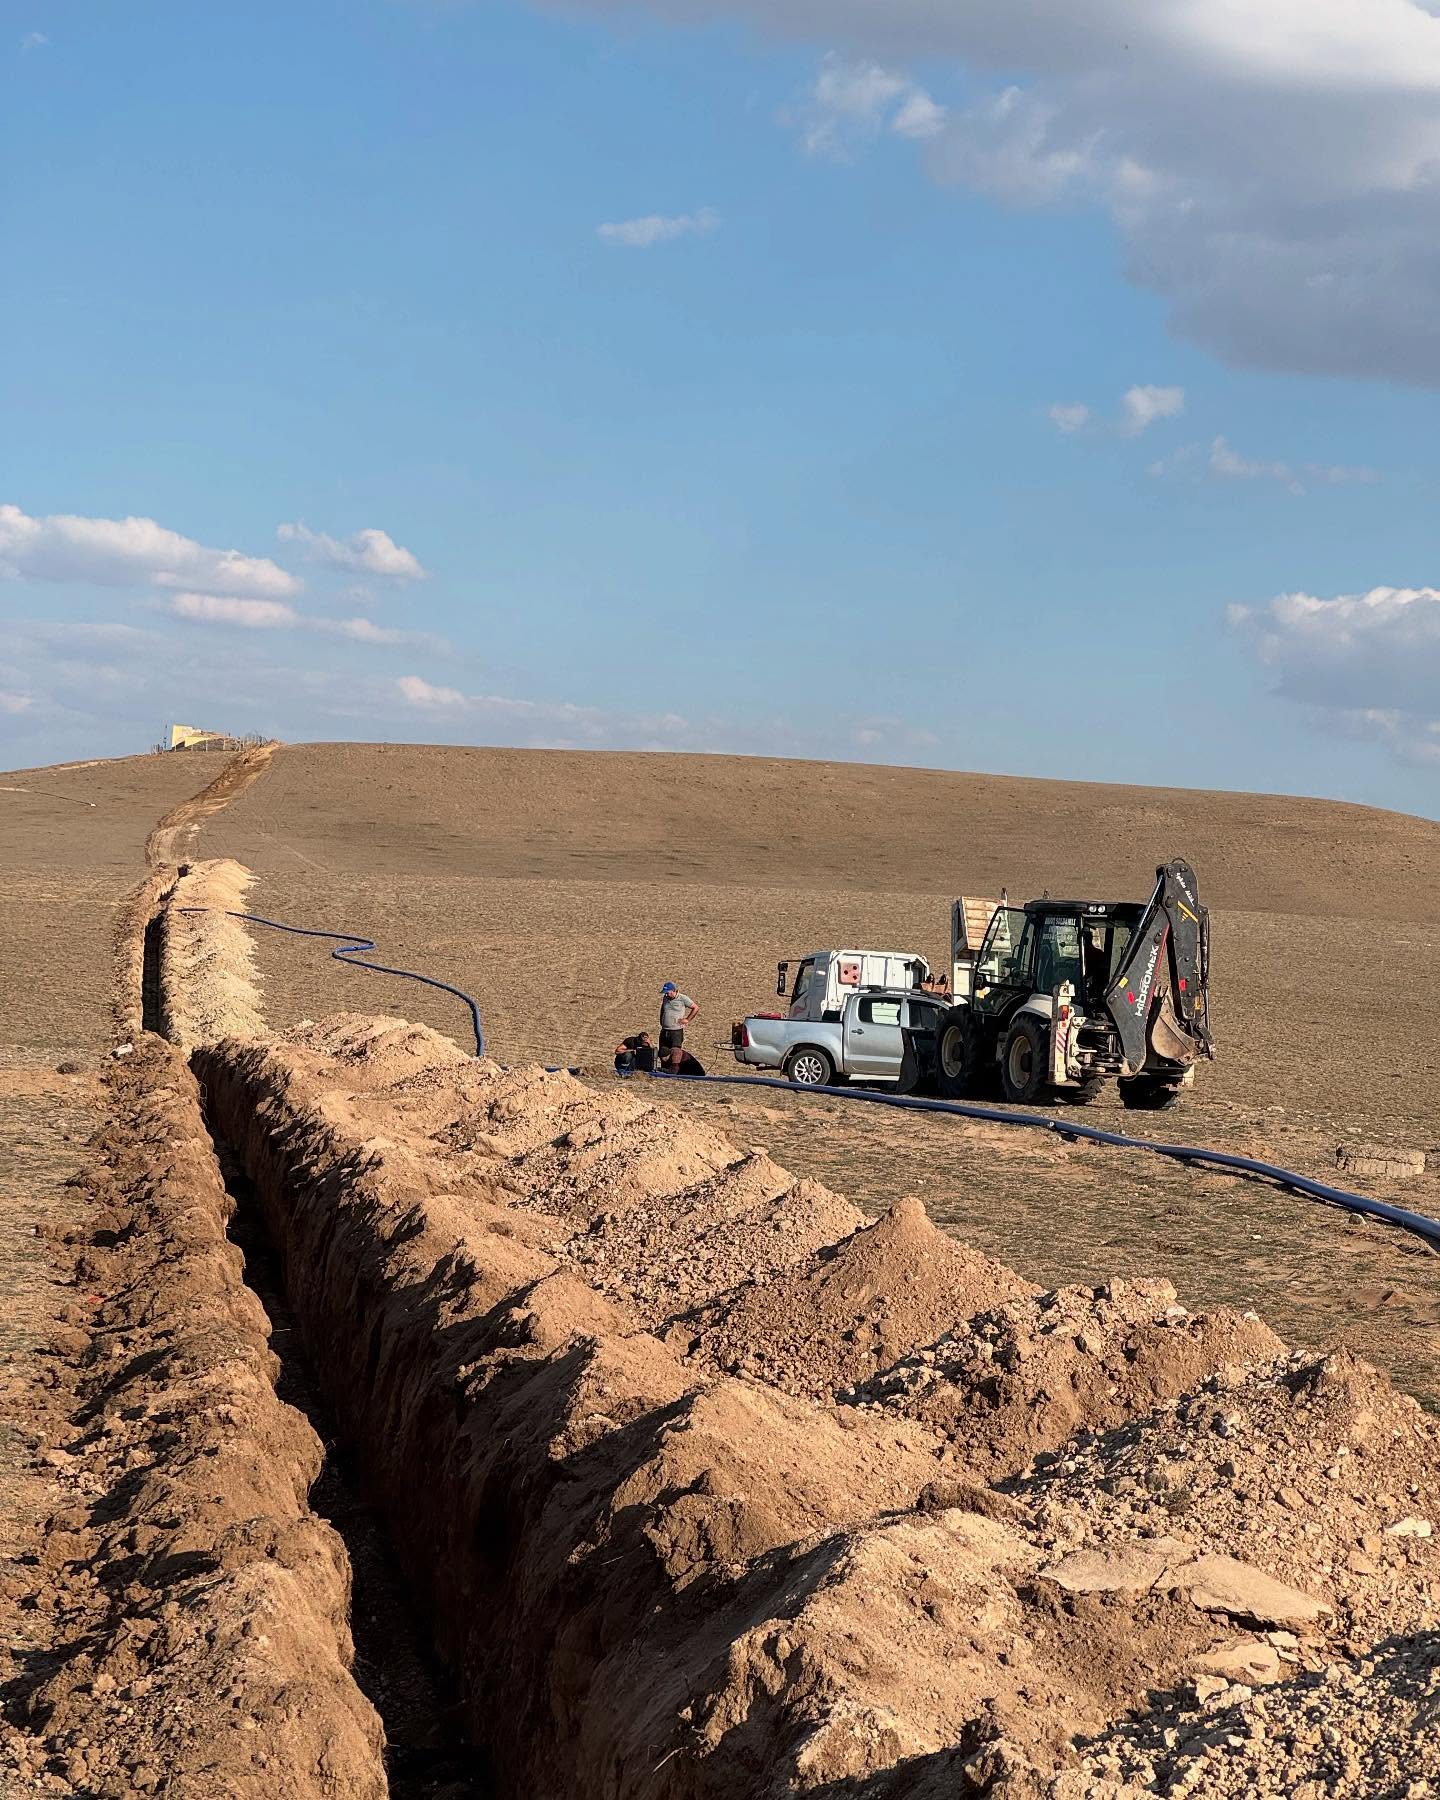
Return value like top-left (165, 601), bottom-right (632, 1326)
top-left (208, 1125), bottom-right (493, 1800)
top-left (140, 911), bottom-right (165, 1036)
top-left (142, 888), bottom-right (487, 1793)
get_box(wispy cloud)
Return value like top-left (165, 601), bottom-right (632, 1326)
top-left (0, 503), bottom-right (300, 598)
top-left (396, 674), bottom-right (465, 708)
top-left (1047, 386), bottom-right (1183, 438)
top-left (1232, 584), bottom-right (1440, 765)
top-left (596, 208), bottom-right (720, 248)
top-left (789, 53), bottom-right (946, 160)
top-left (167, 593), bottom-right (301, 629)
top-left (277, 522), bottom-right (426, 580)
top-left (1151, 436), bottom-right (1382, 496)
top-left (0, 690), bottom-right (32, 714)
top-left (19, 31), bottom-right (47, 52)
top-left (164, 593), bottom-right (444, 650)
top-left (1121, 385), bottom-right (1185, 436)
top-left (1047, 402), bottom-right (1091, 436)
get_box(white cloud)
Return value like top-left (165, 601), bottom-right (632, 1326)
top-left (1121, 385), bottom-right (1185, 435)
top-left (562, 0), bottom-right (1440, 385)
top-left (1211, 436), bottom-right (1302, 492)
top-left (397, 674), bottom-right (466, 708)
top-left (329, 617), bottom-right (426, 646)
top-left (792, 53), bottom-right (946, 159)
top-left (1153, 435), bottom-right (1382, 493)
top-left (277, 522), bottom-right (426, 580)
top-left (891, 89), bottom-right (948, 141)
top-left (1233, 584), bottom-right (1440, 763)
top-left (1048, 402), bottom-right (1091, 435)
top-left (19, 31), bottom-right (47, 51)
top-left (1048, 386), bottom-right (1181, 437)
top-left (0, 690), bottom-right (32, 714)
top-left (0, 504), bottom-right (299, 598)
top-left (168, 593), bottom-right (301, 629)
top-left (596, 208), bottom-right (720, 248)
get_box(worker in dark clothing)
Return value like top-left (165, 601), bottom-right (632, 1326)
top-left (658, 981), bottom-right (699, 1072)
top-left (614, 1031), bottom-right (656, 1076)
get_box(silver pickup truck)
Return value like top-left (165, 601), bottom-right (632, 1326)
top-left (732, 988), bottom-right (950, 1086)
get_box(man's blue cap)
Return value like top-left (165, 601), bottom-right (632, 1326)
top-left (661, 981), bottom-right (678, 994)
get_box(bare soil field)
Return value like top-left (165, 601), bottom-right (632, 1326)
top-left (2, 740), bottom-right (1438, 1797)
top-left (192, 742), bottom-right (1440, 1405)
top-left (0, 754), bottom-right (223, 1060)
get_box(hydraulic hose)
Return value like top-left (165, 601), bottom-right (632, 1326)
top-left (183, 904), bottom-right (1440, 1253)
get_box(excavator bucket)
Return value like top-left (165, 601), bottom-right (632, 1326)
top-left (1104, 860), bottom-right (1214, 1076)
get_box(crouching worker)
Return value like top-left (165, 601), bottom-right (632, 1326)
top-left (614, 1031), bottom-right (657, 1076)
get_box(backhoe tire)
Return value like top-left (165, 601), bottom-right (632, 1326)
top-left (1000, 1015), bottom-right (1048, 1106)
top-left (783, 1045), bottom-right (835, 1088)
top-left (1118, 1076), bottom-right (1183, 1112)
top-left (1055, 1078), bottom-right (1104, 1106)
top-left (934, 1010), bottom-right (972, 1099)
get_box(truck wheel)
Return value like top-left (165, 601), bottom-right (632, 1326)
top-left (783, 1046), bottom-right (834, 1087)
top-left (934, 1011), bottom-right (970, 1099)
top-left (1056, 1078), bottom-right (1104, 1106)
top-left (1000, 1016), bottom-right (1048, 1105)
top-left (1118, 1076), bottom-right (1183, 1111)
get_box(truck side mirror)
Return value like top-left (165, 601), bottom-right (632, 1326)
top-left (776, 962), bottom-right (789, 997)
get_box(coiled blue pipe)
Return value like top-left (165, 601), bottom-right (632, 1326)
top-left (185, 905), bottom-right (1440, 1253)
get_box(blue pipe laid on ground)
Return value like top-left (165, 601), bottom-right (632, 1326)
top-left (645, 1067), bottom-right (1440, 1253)
top-left (187, 904), bottom-right (1440, 1253)
top-left (181, 908), bottom-right (486, 1057)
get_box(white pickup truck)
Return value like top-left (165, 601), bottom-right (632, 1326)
top-left (732, 987), bottom-right (951, 1086)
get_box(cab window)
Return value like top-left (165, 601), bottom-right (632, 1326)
top-left (977, 907), bottom-right (1032, 987)
top-left (1035, 916), bottom-right (1084, 992)
top-left (857, 996), bottom-right (902, 1026)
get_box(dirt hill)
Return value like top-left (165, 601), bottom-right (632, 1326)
top-left (196, 740), bottom-right (1435, 916)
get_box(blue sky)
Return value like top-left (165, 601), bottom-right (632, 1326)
top-left (3, 0), bottom-right (1439, 816)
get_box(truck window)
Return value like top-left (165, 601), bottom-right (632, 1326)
top-left (789, 959), bottom-right (816, 1015)
top-left (857, 997), bottom-right (902, 1027)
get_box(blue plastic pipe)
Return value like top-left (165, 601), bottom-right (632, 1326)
top-left (645, 1067), bottom-right (1440, 1252)
top-left (184, 905), bottom-right (1440, 1253)
top-left (180, 908), bottom-right (486, 1057)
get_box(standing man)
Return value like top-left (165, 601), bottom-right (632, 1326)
top-left (658, 981), bottom-right (699, 1072)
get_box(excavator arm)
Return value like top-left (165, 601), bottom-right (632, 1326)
top-left (1103, 860), bottom-right (1214, 1077)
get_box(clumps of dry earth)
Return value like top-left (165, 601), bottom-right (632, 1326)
top-left (181, 1010), bottom-right (1440, 1800)
top-left (0, 1039), bottom-right (383, 1797)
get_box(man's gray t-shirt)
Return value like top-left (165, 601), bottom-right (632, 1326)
top-left (660, 994), bottom-right (694, 1030)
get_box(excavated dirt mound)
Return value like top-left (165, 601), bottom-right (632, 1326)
top-left (847, 1276), bottom-right (1286, 1482)
top-left (0, 1039), bottom-right (383, 1799)
top-left (192, 1010), bottom-right (1440, 1799)
top-left (679, 1197), bottom-right (1035, 1400)
top-left (160, 857), bottom-right (266, 1048)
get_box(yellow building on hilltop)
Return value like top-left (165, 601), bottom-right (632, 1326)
top-left (166, 723), bottom-right (255, 751)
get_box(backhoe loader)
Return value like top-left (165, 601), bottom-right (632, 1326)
top-left (907, 860), bottom-right (1214, 1110)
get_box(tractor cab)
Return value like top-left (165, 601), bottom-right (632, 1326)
top-left (970, 899), bottom-right (1141, 1028)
